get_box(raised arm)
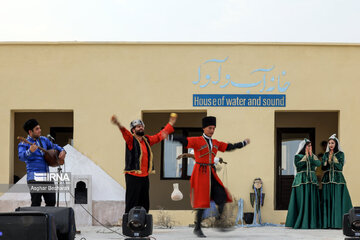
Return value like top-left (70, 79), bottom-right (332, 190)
top-left (146, 113), bottom-right (177, 146)
top-left (147, 123), bottom-right (174, 146)
top-left (111, 115), bottom-right (125, 131)
top-left (111, 115), bottom-right (134, 150)
top-left (225, 138), bottom-right (250, 151)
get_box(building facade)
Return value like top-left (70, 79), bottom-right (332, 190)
top-left (0, 42), bottom-right (359, 225)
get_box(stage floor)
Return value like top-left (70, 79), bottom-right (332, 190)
top-left (76, 225), bottom-right (345, 240)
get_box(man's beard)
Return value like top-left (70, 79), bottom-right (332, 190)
top-left (135, 130), bottom-right (144, 136)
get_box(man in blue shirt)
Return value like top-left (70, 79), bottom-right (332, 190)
top-left (18, 119), bottom-right (66, 206)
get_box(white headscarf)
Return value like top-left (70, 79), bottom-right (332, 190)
top-left (293, 138), bottom-right (311, 176)
top-left (295, 138), bottom-right (311, 155)
top-left (326, 134), bottom-right (343, 153)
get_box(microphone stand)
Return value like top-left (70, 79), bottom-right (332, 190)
top-left (55, 152), bottom-right (62, 207)
top-left (49, 137), bottom-right (62, 207)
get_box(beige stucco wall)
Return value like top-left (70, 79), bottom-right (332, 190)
top-left (0, 43), bottom-right (359, 225)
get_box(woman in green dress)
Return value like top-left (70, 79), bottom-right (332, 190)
top-left (285, 139), bottom-right (322, 229)
top-left (321, 134), bottom-right (352, 228)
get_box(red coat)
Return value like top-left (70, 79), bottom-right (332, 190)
top-left (187, 136), bottom-right (232, 209)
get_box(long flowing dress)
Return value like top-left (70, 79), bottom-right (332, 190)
top-left (285, 154), bottom-right (322, 229)
top-left (321, 151), bottom-right (352, 228)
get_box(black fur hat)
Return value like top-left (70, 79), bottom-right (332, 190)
top-left (23, 119), bottom-right (39, 133)
top-left (202, 116), bottom-right (216, 128)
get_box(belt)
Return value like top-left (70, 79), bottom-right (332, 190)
top-left (196, 162), bottom-right (214, 174)
top-left (196, 162), bottom-right (214, 166)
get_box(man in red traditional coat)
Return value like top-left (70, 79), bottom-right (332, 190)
top-left (111, 113), bottom-right (177, 213)
top-left (174, 116), bottom-right (250, 238)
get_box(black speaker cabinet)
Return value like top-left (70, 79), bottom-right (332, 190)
top-left (16, 207), bottom-right (76, 240)
top-left (0, 211), bottom-right (58, 240)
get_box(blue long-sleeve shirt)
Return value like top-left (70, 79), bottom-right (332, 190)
top-left (18, 135), bottom-right (64, 181)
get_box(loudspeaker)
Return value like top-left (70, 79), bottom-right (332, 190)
top-left (343, 213), bottom-right (354, 237)
top-left (16, 207), bottom-right (76, 240)
top-left (0, 211), bottom-right (58, 240)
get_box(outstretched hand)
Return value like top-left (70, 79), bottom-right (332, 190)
top-left (177, 153), bottom-right (195, 159)
top-left (244, 138), bottom-right (250, 145)
top-left (169, 113), bottom-right (177, 126)
top-left (219, 158), bottom-right (227, 164)
top-left (111, 115), bottom-right (120, 125)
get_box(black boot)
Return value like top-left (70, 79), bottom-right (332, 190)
top-left (214, 202), bottom-right (225, 227)
top-left (214, 203), bottom-right (233, 231)
top-left (194, 226), bottom-right (206, 238)
top-left (217, 203), bottom-right (225, 217)
top-left (194, 210), bottom-right (206, 238)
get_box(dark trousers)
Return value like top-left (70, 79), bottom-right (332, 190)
top-left (210, 169), bottom-right (227, 206)
top-left (196, 169), bottom-right (227, 229)
top-left (125, 174), bottom-right (150, 213)
top-left (27, 181), bottom-right (56, 207)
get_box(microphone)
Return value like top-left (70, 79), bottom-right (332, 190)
top-left (47, 134), bottom-right (56, 143)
